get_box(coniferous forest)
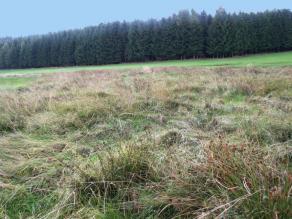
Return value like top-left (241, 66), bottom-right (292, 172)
top-left (0, 8), bottom-right (292, 69)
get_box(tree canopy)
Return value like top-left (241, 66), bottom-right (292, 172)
top-left (0, 9), bottom-right (292, 69)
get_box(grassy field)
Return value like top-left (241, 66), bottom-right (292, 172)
top-left (0, 51), bottom-right (292, 77)
top-left (0, 64), bottom-right (291, 218)
top-left (0, 51), bottom-right (291, 90)
top-left (0, 77), bottom-right (36, 89)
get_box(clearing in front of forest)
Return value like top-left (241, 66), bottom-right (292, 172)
top-left (0, 66), bottom-right (291, 218)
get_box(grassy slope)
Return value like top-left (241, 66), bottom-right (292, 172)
top-left (0, 51), bottom-right (291, 89)
top-left (0, 51), bottom-right (291, 217)
top-left (0, 77), bottom-right (35, 89)
top-left (0, 67), bottom-right (291, 218)
top-left (0, 51), bottom-right (292, 76)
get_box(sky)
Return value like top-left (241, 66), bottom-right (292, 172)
top-left (1, 0), bottom-right (291, 38)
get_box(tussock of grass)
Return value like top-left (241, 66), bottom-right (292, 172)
top-left (243, 117), bottom-right (292, 144)
top-left (0, 67), bottom-right (291, 218)
top-left (77, 143), bottom-right (159, 201)
top-left (148, 140), bottom-right (291, 218)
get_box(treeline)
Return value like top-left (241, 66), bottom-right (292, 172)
top-left (1, 8), bottom-right (292, 69)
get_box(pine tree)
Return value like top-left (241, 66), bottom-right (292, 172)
top-left (0, 8), bottom-right (291, 69)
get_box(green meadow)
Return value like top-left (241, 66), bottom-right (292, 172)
top-left (0, 52), bottom-right (291, 218)
top-left (0, 51), bottom-right (292, 76)
top-left (1, 51), bottom-right (292, 89)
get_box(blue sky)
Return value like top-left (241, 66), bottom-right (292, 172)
top-left (1, 0), bottom-right (291, 37)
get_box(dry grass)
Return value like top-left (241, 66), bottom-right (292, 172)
top-left (0, 67), bottom-right (291, 218)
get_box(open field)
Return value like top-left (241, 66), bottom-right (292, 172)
top-left (0, 51), bottom-right (292, 78)
top-left (1, 51), bottom-right (291, 90)
top-left (0, 65), bottom-right (291, 218)
top-left (0, 77), bottom-right (36, 89)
